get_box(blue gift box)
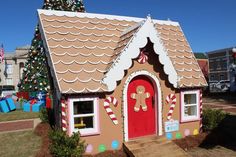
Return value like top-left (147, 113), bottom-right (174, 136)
top-left (32, 101), bottom-right (44, 112)
top-left (0, 100), bottom-right (10, 113)
top-left (6, 98), bottom-right (16, 111)
top-left (0, 98), bottom-right (16, 113)
top-left (23, 102), bottom-right (31, 112)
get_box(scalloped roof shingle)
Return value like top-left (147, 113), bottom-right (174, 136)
top-left (38, 9), bottom-right (207, 94)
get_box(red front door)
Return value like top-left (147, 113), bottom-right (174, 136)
top-left (127, 75), bottom-right (156, 139)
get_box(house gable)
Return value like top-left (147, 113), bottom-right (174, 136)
top-left (102, 16), bottom-right (178, 91)
top-left (38, 9), bottom-right (207, 94)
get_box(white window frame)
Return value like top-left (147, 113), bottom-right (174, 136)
top-left (181, 90), bottom-right (200, 122)
top-left (69, 97), bottom-right (99, 136)
top-left (6, 64), bottom-right (13, 74)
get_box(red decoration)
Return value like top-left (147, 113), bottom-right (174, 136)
top-left (166, 94), bottom-right (177, 120)
top-left (30, 99), bottom-right (37, 105)
top-left (137, 50), bottom-right (148, 64)
top-left (232, 53), bottom-right (236, 59)
top-left (61, 99), bottom-right (67, 131)
top-left (127, 76), bottom-right (155, 139)
top-left (46, 94), bottom-right (51, 109)
top-left (199, 90), bottom-right (203, 132)
top-left (16, 92), bottom-right (29, 100)
top-left (103, 96), bottom-right (119, 125)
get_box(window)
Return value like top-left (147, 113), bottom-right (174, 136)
top-left (181, 90), bottom-right (200, 122)
top-left (210, 75), bottom-right (215, 81)
top-left (5, 78), bottom-right (13, 85)
top-left (220, 74), bottom-right (225, 80)
top-left (6, 64), bottom-right (13, 74)
top-left (70, 97), bottom-right (99, 136)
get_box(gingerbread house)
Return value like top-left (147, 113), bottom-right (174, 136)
top-left (38, 9), bottom-right (207, 154)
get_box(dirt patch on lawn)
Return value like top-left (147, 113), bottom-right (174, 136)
top-left (174, 114), bottom-right (236, 154)
top-left (34, 123), bottom-right (128, 157)
top-left (34, 122), bottom-right (52, 157)
top-left (84, 150), bottom-right (128, 157)
top-left (174, 133), bottom-right (208, 151)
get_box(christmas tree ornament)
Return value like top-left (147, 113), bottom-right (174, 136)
top-left (32, 49), bottom-right (38, 56)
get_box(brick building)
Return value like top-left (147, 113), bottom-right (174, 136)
top-left (0, 45), bottom-right (29, 94)
top-left (207, 47), bottom-right (236, 92)
top-left (194, 53), bottom-right (209, 80)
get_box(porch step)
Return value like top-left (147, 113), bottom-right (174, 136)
top-left (124, 135), bottom-right (190, 157)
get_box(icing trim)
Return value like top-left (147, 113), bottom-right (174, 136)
top-left (102, 16), bottom-right (178, 91)
top-left (38, 9), bottom-right (180, 26)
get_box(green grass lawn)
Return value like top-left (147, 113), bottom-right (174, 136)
top-left (0, 110), bottom-right (39, 122)
top-left (0, 131), bottom-right (41, 157)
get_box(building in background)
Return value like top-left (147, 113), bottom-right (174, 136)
top-left (194, 53), bottom-right (209, 81)
top-left (0, 45), bottom-right (29, 95)
top-left (207, 46), bottom-right (236, 92)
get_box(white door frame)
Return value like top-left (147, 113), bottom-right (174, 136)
top-left (123, 70), bottom-right (163, 142)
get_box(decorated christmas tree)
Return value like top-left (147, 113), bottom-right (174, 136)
top-left (18, 0), bottom-right (85, 92)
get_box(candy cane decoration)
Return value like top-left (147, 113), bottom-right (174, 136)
top-left (61, 100), bottom-right (67, 131)
top-left (166, 94), bottom-right (177, 120)
top-left (104, 96), bottom-right (118, 125)
top-left (137, 50), bottom-right (148, 64)
top-left (199, 90), bottom-right (203, 132)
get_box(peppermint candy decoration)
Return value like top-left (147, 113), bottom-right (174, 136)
top-left (166, 94), bottom-right (177, 120)
top-left (61, 100), bottom-right (67, 131)
top-left (104, 96), bottom-right (119, 125)
top-left (137, 50), bottom-right (148, 64)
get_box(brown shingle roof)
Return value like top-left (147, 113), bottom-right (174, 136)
top-left (38, 10), bottom-right (207, 94)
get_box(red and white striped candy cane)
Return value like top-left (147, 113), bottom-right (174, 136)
top-left (166, 94), bottom-right (177, 120)
top-left (199, 90), bottom-right (203, 132)
top-left (104, 96), bottom-right (118, 125)
top-left (137, 51), bottom-right (148, 64)
top-left (61, 100), bottom-right (67, 131)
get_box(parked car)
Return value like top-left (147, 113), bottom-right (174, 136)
top-left (209, 80), bottom-right (230, 93)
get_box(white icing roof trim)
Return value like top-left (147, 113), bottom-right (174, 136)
top-left (102, 17), bottom-right (178, 91)
top-left (38, 9), bottom-right (180, 26)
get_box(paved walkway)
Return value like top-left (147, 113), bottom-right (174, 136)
top-left (0, 118), bottom-right (41, 133)
top-left (203, 102), bottom-right (236, 115)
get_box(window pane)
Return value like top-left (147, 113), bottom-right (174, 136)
top-left (184, 94), bottom-right (196, 104)
top-left (73, 101), bottom-right (94, 114)
top-left (184, 106), bottom-right (197, 116)
top-left (6, 64), bottom-right (13, 74)
top-left (74, 117), bottom-right (93, 129)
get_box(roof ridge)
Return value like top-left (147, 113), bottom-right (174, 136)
top-left (38, 9), bottom-right (179, 26)
top-left (105, 20), bottom-right (146, 73)
top-left (121, 21), bottom-right (144, 36)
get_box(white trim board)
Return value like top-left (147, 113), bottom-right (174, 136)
top-left (123, 70), bottom-right (163, 142)
top-left (68, 97), bottom-right (100, 136)
top-left (102, 16), bottom-right (178, 91)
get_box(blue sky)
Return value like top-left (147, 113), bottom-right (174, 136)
top-left (0, 0), bottom-right (235, 53)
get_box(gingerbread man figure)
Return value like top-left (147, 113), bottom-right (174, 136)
top-left (131, 85), bottom-right (150, 112)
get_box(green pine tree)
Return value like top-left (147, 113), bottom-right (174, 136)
top-left (18, 0), bottom-right (85, 92)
